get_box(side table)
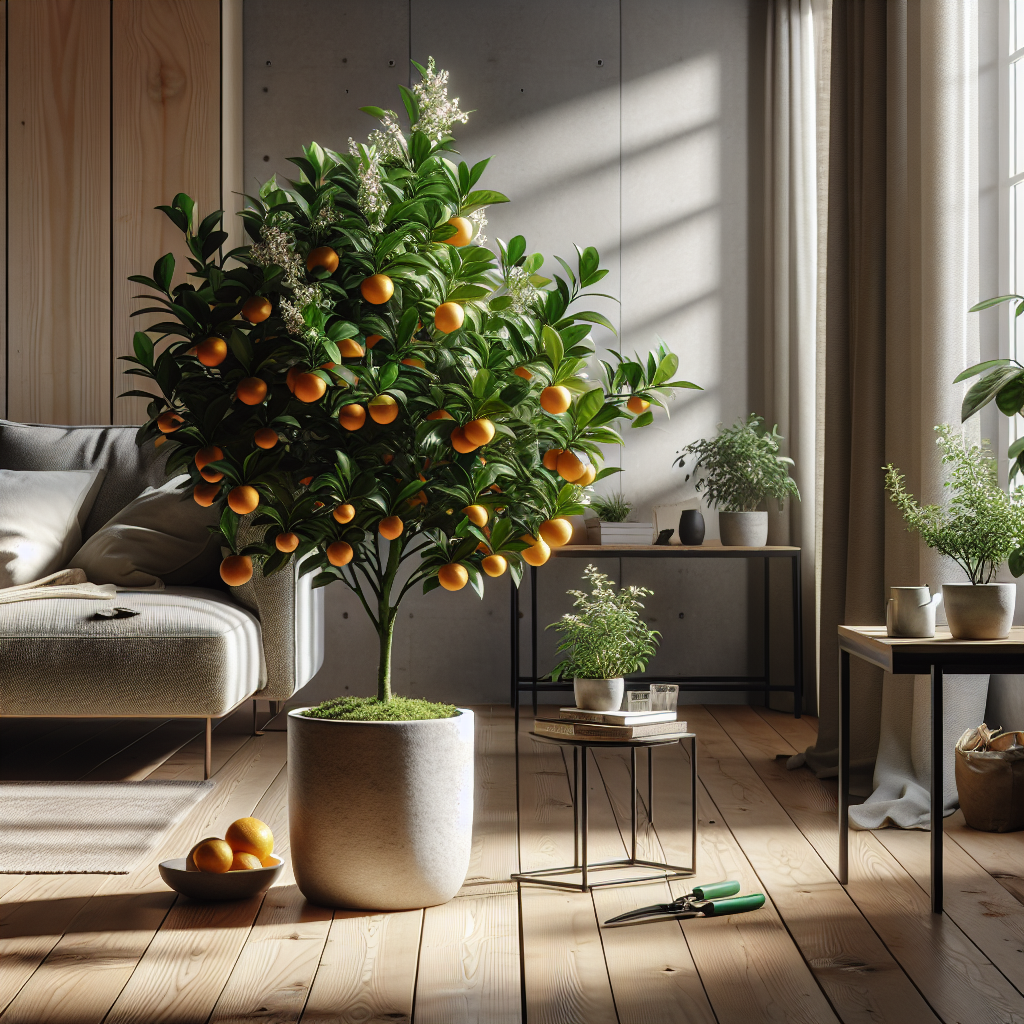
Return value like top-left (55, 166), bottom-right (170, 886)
top-left (837, 625), bottom-right (1024, 913)
top-left (512, 731), bottom-right (697, 892)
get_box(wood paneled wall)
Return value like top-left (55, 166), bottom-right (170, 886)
top-left (0, 0), bottom-right (241, 426)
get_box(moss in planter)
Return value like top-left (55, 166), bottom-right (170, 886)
top-left (301, 696), bottom-right (459, 721)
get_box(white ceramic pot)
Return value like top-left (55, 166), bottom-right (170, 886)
top-left (718, 510), bottom-right (768, 546)
top-left (574, 677), bottom-right (625, 712)
top-left (941, 584), bottom-right (1016, 640)
top-left (287, 708), bottom-right (474, 910)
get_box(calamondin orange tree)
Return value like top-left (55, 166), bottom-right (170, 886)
top-left (124, 59), bottom-right (699, 703)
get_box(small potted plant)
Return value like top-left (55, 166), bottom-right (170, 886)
top-left (589, 494), bottom-right (652, 545)
top-left (674, 414), bottom-right (799, 546)
top-left (884, 425), bottom-right (1024, 639)
top-left (548, 564), bottom-right (660, 711)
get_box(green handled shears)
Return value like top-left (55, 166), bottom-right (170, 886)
top-left (604, 880), bottom-right (765, 925)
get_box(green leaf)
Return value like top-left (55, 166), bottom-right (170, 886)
top-left (461, 189), bottom-right (509, 215)
top-left (962, 366), bottom-right (1024, 421)
top-left (571, 310), bottom-right (617, 335)
top-left (630, 410), bottom-right (654, 428)
top-left (154, 253), bottom-right (175, 293)
top-left (595, 467), bottom-right (623, 481)
top-left (542, 325), bottom-right (563, 367)
top-left (953, 358), bottom-right (1015, 383)
top-left (576, 387), bottom-right (605, 428)
top-left (1010, 546), bottom-right (1024, 578)
top-left (132, 332), bottom-right (154, 367)
top-left (360, 105), bottom-right (389, 119)
top-left (968, 294), bottom-right (1023, 312)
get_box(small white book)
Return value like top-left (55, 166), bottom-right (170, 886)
top-left (558, 707), bottom-right (679, 726)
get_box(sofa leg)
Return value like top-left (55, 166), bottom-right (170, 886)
top-left (204, 718), bottom-right (212, 780)
top-left (253, 699), bottom-right (286, 736)
top-left (253, 700), bottom-right (262, 737)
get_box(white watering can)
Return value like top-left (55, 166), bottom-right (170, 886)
top-left (886, 586), bottom-right (943, 638)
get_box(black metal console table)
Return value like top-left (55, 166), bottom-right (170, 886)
top-left (509, 542), bottom-right (804, 718)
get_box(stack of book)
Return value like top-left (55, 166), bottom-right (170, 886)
top-left (533, 707), bottom-right (688, 740)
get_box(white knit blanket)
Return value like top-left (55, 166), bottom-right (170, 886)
top-left (0, 568), bottom-right (116, 605)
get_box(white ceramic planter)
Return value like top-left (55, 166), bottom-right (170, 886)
top-left (287, 708), bottom-right (474, 910)
top-left (941, 583), bottom-right (1016, 640)
top-left (719, 510), bottom-right (768, 546)
top-left (574, 677), bottom-right (625, 711)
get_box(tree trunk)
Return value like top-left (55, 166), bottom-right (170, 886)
top-left (377, 609), bottom-right (395, 702)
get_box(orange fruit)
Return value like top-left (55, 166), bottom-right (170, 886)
top-left (445, 216), bottom-right (473, 246)
top-left (230, 851), bottom-right (264, 871)
top-left (463, 504), bottom-right (488, 527)
top-left (242, 296), bottom-right (272, 323)
top-left (339, 404), bottom-right (366, 431)
top-left (332, 503), bottom-right (355, 524)
top-left (482, 553), bottom-right (508, 577)
top-left (299, 476), bottom-right (313, 486)
top-left (275, 532), bottom-right (300, 553)
top-left (360, 274), bottom-right (394, 304)
top-left (195, 445), bottom-right (223, 470)
top-left (369, 394), bottom-right (398, 424)
top-left (285, 366), bottom-right (302, 392)
top-left (463, 418), bottom-right (495, 446)
top-left (378, 516), bottom-right (403, 540)
top-left (306, 246), bottom-right (339, 274)
top-left (451, 427), bottom-right (478, 454)
top-left (542, 448), bottom-right (563, 471)
top-left (227, 485), bottom-right (260, 515)
top-left (556, 450), bottom-right (585, 482)
top-left (197, 337), bottom-right (227, 367)
top-left (513, 366), bottom-right (533, 381)
top-left (154, 436), bottom-right (167, 448)
top-left (365, 333), bottom-right (383, 348)
top-left (539, 517), bottom-right (573, 548)
top-left (327, 541), bottom-right (354, 566)
top-left (236, 377), bottom-right (268, 405)
top-left (627, 395), bottom-right (650, 415)
top-left (293, 373), bottom-right (327, 403)
top-left (540, 385), bottom-right (571, 414)
top-left (402, 357), bottom-right (426, 368)
top-left (193, 482), bottom-right (220, 507)
top-left (382, 453), bottom-right (394, 465)
top-left (426, 409), bottom-right (454, 420)
top-left (254, 427), bottom-right (279, 449)
top-left (192, 838), bottom-right (234, 873)
top-left (340, 337), bottom-right (365, 358)
top-left (157, 410), bottom-right (184, 433)
top-left (438, 563), bottom-right (469, 591)
top-left (225, 817), bottom-right (274, 860)
top-left (434, 301), bottom-right (465, 334)
top-left (186, 836), bottom-right (221, 871)
top-left (200, 466), bottom-right (224, 483)
top-left (578, 464), bottom-right (597, 486)
top-left (220, 555), bottom-right (253, 586)
top-left (521, 536), bottom-right (551, 566)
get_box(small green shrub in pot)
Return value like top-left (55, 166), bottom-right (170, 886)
top-left (884, 425), bottom-right (1024, 638)
top-left (674, 414), bottom-right (799, 545)
top-left (548, 564), bottom-right (660, 711)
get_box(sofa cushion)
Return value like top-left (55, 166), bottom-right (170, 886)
top-left (0, 420), bottom-right (169, 540)
top-left (0, 468), bottom-right (105, 588)
top-left (0, 588), bottom-right (266, 717)
top-left (69, 476), bottom-right (221, 589)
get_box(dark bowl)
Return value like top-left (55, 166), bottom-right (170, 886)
top-left (159, 854), bottom-right (284, 901)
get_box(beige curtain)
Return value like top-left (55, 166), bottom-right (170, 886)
top-left (763, 0), bottom-right (819, 714)
top-left (796, 0), bottom-right (989, 825)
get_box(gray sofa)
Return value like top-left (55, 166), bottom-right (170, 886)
top-left (0, 419), bottom-right (324, 776)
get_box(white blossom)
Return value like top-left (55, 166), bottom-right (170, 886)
top-left (412, 58), bottom-right (469, 140)
top-left (354, 147), bottom-right (388, 232)
top-left (506, 264), bottom-right (537, 315)
top-left (468, 207), bottom-right (488, 245)
top-left (367, 111), bottom-right (407, 163)
top-left (249, 225), bottom-right (322, 338)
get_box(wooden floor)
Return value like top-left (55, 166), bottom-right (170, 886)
top-left (1, 704), bottom-right (1023, 1023)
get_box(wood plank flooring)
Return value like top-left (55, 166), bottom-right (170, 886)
top-left (1, 703), bottom-right (1022, 1022)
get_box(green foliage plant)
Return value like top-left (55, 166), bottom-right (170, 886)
top-left (121, 58), bottom-right (701, 709)
top-left (302, 695), bottom-right (458, 721)
top-left (673, 414), bottom-right (800, 512)
top-left (589, 493), bottom-right (632, 522)
top-left (883, 425), bottom-right (1024, 583)
top-left (548, 564), bottom-right (660, 681)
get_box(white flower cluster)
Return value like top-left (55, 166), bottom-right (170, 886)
top-left (353, 149), bottom-right (388, 233)
top-left (367, 111), bottom-right (407, 164)
top-left (249, 224), bottom-right (321, 338)
top-left (312, 203), bottom-right (339, 232)
top-left (468, 207), bottom-right (488, 245)
top-left (506, 264), bottom-right (537, 315)
top-left (412, 58), bottom-right (469, 140)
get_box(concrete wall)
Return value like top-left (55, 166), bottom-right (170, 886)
top-left (244, 0), bottom-right (766, 707)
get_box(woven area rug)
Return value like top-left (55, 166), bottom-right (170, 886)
top-left (0, 780), bottom-right (214, 873)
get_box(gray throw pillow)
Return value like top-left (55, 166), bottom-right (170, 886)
top-left (0, 468), bottom-right (105, 588)
top-left (69, 476), bottom-right (221, 589)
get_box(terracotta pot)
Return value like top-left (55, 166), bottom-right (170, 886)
top-left (941, 584), bottom-right (1015, 640)
top-left (288, 708), bottom-right (474, 910)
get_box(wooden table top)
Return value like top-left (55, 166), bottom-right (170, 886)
top-left (553, 541), bottom-right (800, 558)
top-left (838, 624), bottom-right (1024, 673)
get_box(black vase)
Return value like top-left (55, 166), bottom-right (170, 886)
top-left (678, 509), bottom-right (705, 546)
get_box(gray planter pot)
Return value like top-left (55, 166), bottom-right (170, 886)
top-left (574, 677), bottom-right (625, 711)
top-left (288, 708), bottom-right (474, 910)
top-left (718, 510), bottom-right (768, 547)
top-left (941, 583), bottom-right (1016, 640)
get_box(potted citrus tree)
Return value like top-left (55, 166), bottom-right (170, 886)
top-left (548, 564), bottom-right (660, 711)
top-left (673, 414), bottom-right (799, 545)
top-left (122, 58), bottom-right (699, 910)
top-left (884, 425), bottom-right (1024, 639)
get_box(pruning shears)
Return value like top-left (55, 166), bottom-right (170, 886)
top-left (604, 880), bottom-right (766, 925)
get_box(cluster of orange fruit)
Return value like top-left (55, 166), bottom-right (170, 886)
top-left (186, 817), bottom-right (276, 873)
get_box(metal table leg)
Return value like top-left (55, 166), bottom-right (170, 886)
top-left (530, 566), bottom-right (538, 715)
top-left (573, 746), bottom-right (579, 867)
top-left (763, 555), bottom-right (771, 707)
top-left (931, 663), bottom-right (944, 913)
top-left (689, 736), bottom-right (698, 873)
top-left (792, 551), bottom-right (804, 718)
top-left (648, 746), bottom-right (654, 826)
top-left (630, 747), bottom-right (638, 861)
top-left (838, 648), bottom-right (850, 884)
top-left (510, 575), bottom-right (520, 712)
top-left (581, 746), bottom-right (589, 892)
